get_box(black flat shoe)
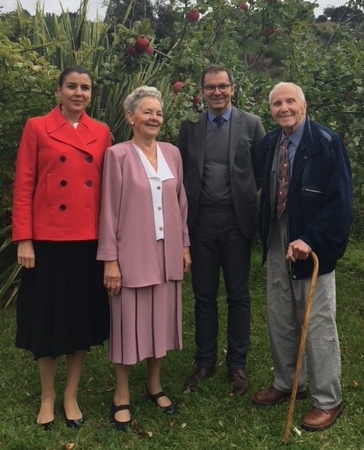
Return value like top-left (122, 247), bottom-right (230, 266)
top-left (36, 419), bottom-right (54, 431)
top-left (65, 416), bottom-right (84, 429)
top-left (111, 403), bottom-right (131, 432)
top-left (145, 386), bottom-right (178, 415)
top-left (63, 405), bottom-right (84, 429)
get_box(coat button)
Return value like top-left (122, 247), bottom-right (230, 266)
top-left (86, 180), bottom-right (93, 187)
top-left (86, 156), bottom-right (93, 163)
top-left (59, 204), bottom-right (66, 211)
top-left (60, 156), bottom-right (66, 162)
top-left (60, 180), bottom-right (67, 187)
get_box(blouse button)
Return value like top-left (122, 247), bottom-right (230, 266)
top-left (157, 186), bottom-right (161, 190)
top-left (159, 227), bottom-right (163, 231)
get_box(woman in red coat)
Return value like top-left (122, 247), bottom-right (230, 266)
top-left (12, 66), bottom-right (111, 430)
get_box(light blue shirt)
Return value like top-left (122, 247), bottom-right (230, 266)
top-left (279, 119), bottom-right (306, 174)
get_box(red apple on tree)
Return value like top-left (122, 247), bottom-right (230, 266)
top-left (240, 3), bottom-right (248, 11)
top-left (192, 95), bottom-right (200, 106)
top-left (187, 9), bottom-right (200, 23)
top-left (126, 46), bottom-right (138, 57)
top-left (135, 36), bottom-right (150, 51)
top-left (173, 81), bottom-right (184, 94)
top-left (145, 45), bottom-right (154, 55)
top-left (262, 27), bottom-right (276, 37)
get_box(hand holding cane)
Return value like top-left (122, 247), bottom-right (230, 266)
top-left (283, 251), bottom-right (319, 445)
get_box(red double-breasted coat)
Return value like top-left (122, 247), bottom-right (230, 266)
top-left (12, 106), bottom-right (111, 242)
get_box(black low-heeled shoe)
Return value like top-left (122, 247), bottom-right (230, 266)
top-left (65, 416), bottom-right (84, 429)
top-left (36, 419), bottom-right (54, 431)
top-left (145, 386), bottom-right (178, 415)
top-left (111, 402), bottom-right (131, 432)
top-left (63, 405), bottom-right (84, 429)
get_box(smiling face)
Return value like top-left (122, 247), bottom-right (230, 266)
top-left (200, 70), bottom-right (235, 115)
top-left (269, 84), bottom-right (307, 136)
top-left (57, 72), bottom-right (92, 118)
top-left (127, 97), bottom-right (163, 140)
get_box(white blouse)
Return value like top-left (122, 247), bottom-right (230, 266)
top-left (133, 144), bottom-right (175, 240)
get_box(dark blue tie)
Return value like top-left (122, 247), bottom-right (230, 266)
top-left (213, 116), bottom-right (225, 128)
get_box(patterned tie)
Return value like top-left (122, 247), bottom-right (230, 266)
top-left (213, 116), bottom-right (225, 128)
top-left (276, 138), bottom-right (290, 218)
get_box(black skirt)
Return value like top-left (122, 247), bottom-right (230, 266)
top-left (15, 241), bottom-right (109, 360)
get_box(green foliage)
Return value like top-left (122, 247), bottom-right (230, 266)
top-left (0, 17), bottom-right (58, 223)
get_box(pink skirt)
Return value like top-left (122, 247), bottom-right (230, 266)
top-left (109, 241), bottom-right (182, 365)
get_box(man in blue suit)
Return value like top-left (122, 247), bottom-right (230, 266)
top-left (253, 82), bottom-right (352, 432)
top-left (178, 65), bottom-right (265, 396)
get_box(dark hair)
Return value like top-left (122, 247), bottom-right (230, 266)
top-left (58, 66), bottom-right (93, 87)
top-left (200, 65), bottom-right (235, 87)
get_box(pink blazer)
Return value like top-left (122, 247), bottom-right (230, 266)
top-left (97, 141), bottom-right (190, 288)
top-left (12, 106), bottom-right (111, 242)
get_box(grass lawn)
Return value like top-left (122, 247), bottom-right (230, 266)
top-left (0, 241), bottom-right (363, 450)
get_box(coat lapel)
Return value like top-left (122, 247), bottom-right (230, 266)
top-left (45, 106), bottom-right (97, 154)
top-left (228, 107), bottom-right (243, 168)
top-left (195, 111), bottom-right (208, 179)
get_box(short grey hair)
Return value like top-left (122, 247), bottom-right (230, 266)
top-left (269, 82), bottom-right (306, 106)
top-left (123, 86), bottom-right (163, 114)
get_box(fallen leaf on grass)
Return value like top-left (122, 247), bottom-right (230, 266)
top-left (293, 427), bottom-right (302, 436)
top-left (352, 380), bottom-right (359, 388)
top-left (181, 423), bottom-right (187, 428)
top-left (64, 444), bottom-right (75, 450)
top-left (146, 431), bottom-right (153, 438)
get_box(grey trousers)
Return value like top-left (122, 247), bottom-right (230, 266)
top-left (266, 214), bottom-right (342, 409)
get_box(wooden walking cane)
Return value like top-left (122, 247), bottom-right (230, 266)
top-left (283, 251), bottom-right (319, 445)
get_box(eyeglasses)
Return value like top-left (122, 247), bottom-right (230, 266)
top-left (203, 84), bottom-right (233, 94)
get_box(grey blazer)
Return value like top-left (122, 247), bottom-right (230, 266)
top-left (177, 106), bottom-right (265, 239)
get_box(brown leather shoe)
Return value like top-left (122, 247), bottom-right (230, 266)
top-left (183, 366), bottom-right (215, 392)
top-left (301, 403), bottom-right (343, 432)
top-left (229, 369), bottom-right (249, 396)
top-left (253, 386), bottom-right (307, 406)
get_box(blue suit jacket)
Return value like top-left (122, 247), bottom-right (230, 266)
top-left (259, 117), bottom-right (353, 279)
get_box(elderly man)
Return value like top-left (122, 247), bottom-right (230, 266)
top-left (253, 82), bottom-right (352, 431)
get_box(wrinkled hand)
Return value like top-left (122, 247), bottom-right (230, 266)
top-left (104, 261), bottom-right (122, 296)
top-left (183, 247), bottom-right (192, 273)
top-left (17, 240), bottom-right (35, 268)
top-left (286, 239), bottom-right (311, 262)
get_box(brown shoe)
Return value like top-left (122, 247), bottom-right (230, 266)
top-left (229, 369), bottom-right (249, 396)
top-left (253, 386), bottom-right (307, 406)
top-left (183, 366), bottom-right (215, 392)
top-left (301, 403), bottom-right (343, 432)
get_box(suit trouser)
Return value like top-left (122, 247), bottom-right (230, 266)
top-left (267, 213), bottom-right (342, 409)
top-left (190, 207), bottom-right (252, 370)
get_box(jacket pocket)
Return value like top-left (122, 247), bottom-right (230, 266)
top-left (302, 186), bottom-right (322, 197)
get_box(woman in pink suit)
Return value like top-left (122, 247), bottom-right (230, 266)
top-left (12, 66), bottom-right (111, 430)
top-left (97, 86), bottom-right (191, 431)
